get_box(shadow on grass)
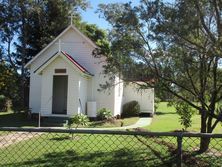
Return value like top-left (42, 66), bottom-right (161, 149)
top-left (3, 148), bottom-right (169, 167)
top-left (0, 112), bottom-right (67, 127)
top-left (155, 111), bottom-right (177, 115)
top-left (88, 121), bottom-right (106, 127)
top-left (49, 136), bottom-right (71, 141)
top-left (0, 112), bottom-right (37, 127)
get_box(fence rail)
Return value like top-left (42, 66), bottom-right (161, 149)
top-left (0, 127), bottom-right (221, 167)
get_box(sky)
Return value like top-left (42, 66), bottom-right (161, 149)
top-left (80, 0), bottom-right (173, 30)
top-left (80, 0), bottom-right (140, 30)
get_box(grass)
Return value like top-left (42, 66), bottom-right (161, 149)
top-left (0, 111), bottom-right (38, 127)
top-left (146, 102), bottom-right (222, 133)
top-left (86, 117), bottom-right (139, 128)
top-left (0, 111), bottom-right (38, 136)
top-left (0, 104), bottom-right (222, 166)
top-left (0, 132), bottom-right (221, 166)
top-left (0, 133), bottom-right (173, 167)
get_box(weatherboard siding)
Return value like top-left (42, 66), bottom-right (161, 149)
top-left (123, 84), bottom-right (154, 114)
top-left (114, 76), bottom-right (123, 116)
top-left (29, 67), bottom-right (42, 113)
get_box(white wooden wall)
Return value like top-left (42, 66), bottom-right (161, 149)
top-left (123, 84), bottom-right (154, 114)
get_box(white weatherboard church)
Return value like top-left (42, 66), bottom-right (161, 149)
top-left (25, 23), bottom-right (154, 118)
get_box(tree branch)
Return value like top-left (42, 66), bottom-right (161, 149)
top-left (162, 84), bottom-right (201, 111)
top-left (194, 0), bottom-right (216, 43)
top-left (212, 0), bottom-right (221, 37)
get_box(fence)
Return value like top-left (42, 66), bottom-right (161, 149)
top-left (0, 128), bottom-right (222, 167)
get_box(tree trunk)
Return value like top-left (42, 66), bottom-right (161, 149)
top-left (199, 137), bottom-right (211, 153)
top-left (199, 109), bottom-right (211, 153)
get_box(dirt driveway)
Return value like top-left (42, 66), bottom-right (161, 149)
top-left (0, 132), bottom-right (41, 148)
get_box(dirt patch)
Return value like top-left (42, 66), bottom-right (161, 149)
top-left (0, 132), bottom-right (41, 148)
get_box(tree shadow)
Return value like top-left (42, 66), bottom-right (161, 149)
top-left (49, 136), bottom-right (71, 141)
top-left (88, 120), bottom-right (106, 127)
top-left (0, 112), bottom-right (69, 127)
top-left (3, 148), bottom-right (168, 167)
top-left (155, 111), bottom-right (177, 115)
top-left (0, 112), bottom-right (37, 127)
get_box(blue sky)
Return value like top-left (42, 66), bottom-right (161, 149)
top-left (81, 0), bottom-right (139, 30)
top-left (81, 0), bottom-right (173, 30)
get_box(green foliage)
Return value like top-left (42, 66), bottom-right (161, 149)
top-left (175, 102), bottom-right (195, 131)
top-left (97, 1), bottom-right (222, 146)
top-left (97, 108), bottom-right (112, 120)
top-left (0, 61), bottom-right (23, 111)
top-left (78, 23), bottom-right (110, 56)
top-left (122, 101), bottom-right (140, 118)
top-left (0, 95), bottom-right (7, 112)
top-left (65, 114), bottom-right (89, 129)
top-left (154, 97), bottom-right (161, 112)
top-left (0, 62), bottom-right (18, 97)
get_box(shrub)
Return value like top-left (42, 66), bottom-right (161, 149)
top-left (97, 108), bottom-right (112, 120)
top-left (175, 102), bottom-right (195, 131)
top-left (64, 114), bottom-right (89, 140)
top-left (121, 101), bottom-right (140, 118)
top-left (65, 114), bottom-right (89, 129)
top-left (0, 95), bottom-right (7, 112)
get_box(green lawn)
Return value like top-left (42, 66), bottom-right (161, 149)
top-left (0, 111), bottom-right (38, 127)
top-left (0, 104), bottom-right (222, 166)
top-left (0, 132), bottom-right (221, 167)
top-left (0, 133), bottom-right (174, 167)
top-left (84, 117), bottom-right (139, 128)
top-left (0, 111), bottom-right (37, 136)
top-left (146, 102), bottom-right (222, 133)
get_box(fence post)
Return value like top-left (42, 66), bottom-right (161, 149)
top-left (177, 134), bottom-right (183, 167)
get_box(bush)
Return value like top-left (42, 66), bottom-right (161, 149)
top-left (175, 102), bottom-right (195, 131)
top-left (154, 97), bottom-right (161, 111)
top-left (121, 101), bottom-right (140, 118)
top-left (65, 114), bottom-right (89, 129)
top-left (0, 95), bottom-right (7, 112)
top-left (97, 108), bottom-right (112, 120)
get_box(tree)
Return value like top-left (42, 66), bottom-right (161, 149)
top-left (0, 0), bottom-right (18, 70)
top-left (97, 0), bottom-right (222, 152)
top-left (0, 61), bottom-right (19, 104)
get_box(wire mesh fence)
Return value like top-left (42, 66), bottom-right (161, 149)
top-left (0, 128), bottom-right (221, 167)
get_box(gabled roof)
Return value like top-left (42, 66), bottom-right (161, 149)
top-left (34, 51), bottom-right (93, 76)
top-left (25, 25), bottom-right (98, 68)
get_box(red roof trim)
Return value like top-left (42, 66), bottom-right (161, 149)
top-left (61, 51), bottom-right (93, 76)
